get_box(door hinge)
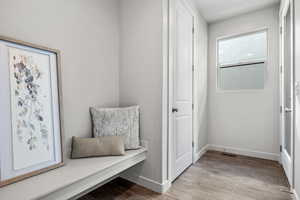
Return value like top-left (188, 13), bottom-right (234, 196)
top-left (280, 145), bottom-right (282, 152)
top-left (280, 26), bottom-right (283, 34)
top-left (192, 65), bottom-right (195, 72)
top-left (192, 103), bottom-right (194, 110)
top-left (192, 27), bottom-right (195, 34)
top-left (280, 65), bottom-right (283, 73)
top-left (280, 106), bottom-right (283, 113)
top-left (192, 141), bottom-right (194, 147)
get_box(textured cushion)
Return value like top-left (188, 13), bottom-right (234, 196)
top-left (71, 136), bottom-right (125, 159)
top-left (90, 106), bottom-right (140, 150)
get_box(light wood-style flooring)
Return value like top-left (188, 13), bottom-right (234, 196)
top-left (79, 151), bottom-right (294, 200)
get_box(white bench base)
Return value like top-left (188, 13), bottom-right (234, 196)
top-left (0, 148), bottom-right (147, 200)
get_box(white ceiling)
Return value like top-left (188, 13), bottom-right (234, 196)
top-left (194, 0), bottom-right (280, 23)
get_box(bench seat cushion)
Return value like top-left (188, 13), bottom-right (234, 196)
top-left (71, 136), bottom-right (125, 159)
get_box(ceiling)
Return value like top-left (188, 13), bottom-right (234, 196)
top-left (194, 0), bottom-right (280, 23)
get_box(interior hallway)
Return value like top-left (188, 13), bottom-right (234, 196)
top-left (80, 151), bottom-right (293, 200)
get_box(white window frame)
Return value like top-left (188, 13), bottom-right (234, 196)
top-left (216, 28), bottom-right (269, 93)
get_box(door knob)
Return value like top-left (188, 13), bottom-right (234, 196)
top-left (285, 107), bottom-right (293, 113)
top-left (172, 108), bottom-right (178, 113)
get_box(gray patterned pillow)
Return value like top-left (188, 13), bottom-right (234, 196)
top-left (90, 106), bottom-right (140, 150)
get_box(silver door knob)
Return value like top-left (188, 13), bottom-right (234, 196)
top-left (172, 108), bottom-right (178, 113)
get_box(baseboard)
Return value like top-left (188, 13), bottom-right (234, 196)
top-left (294, 189), bottom-right (300, 200)
top-left (120, 173), bottom-right (171, 193)
top-left (207, 144), bottom-right (280, 161)
top-left (194, 144), bottom-right (209, 163)
top-left (121, 144), bottom-right (279, 194)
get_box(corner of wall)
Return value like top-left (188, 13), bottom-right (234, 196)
top-left (121, 171), bottom-right (171, 193)
top-left (118, 0), bottom-right (166, 191)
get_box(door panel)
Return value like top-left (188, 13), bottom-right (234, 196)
top-left (175, 117), bottom-right (192, 158)
top-left (284, 6), bottom-right (292, 156)
top-left (172, 0), bottom-right (193, 181)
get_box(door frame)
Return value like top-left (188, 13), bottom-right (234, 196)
top-left (279, 0), bottom-right (295, 187)
top-left (167, 0), bottom-right (196, 183)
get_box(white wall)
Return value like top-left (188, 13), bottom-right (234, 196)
top-left (207, 6), bottom-right (280, 160)
top-left (293, 0), bottom-right (300, 197)
top-left (119, 0), bottom-right (165, 188)
top-left (0, 0), bottom-right (120, 155)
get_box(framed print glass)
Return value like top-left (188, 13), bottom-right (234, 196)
top-left (0, 36), bottom-right (64, 187)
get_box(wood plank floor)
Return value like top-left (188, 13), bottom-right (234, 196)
top-left (79, 151), bottom-right (294, 200)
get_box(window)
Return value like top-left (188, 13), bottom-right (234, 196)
top-left (217, 30), bottom-right (267, 90)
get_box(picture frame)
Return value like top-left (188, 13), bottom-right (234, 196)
top-left (0, 36), bottom-right (64, 187)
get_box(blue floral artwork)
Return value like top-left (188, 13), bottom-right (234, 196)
top-left (9, 47), bottom-right (54, 170)
top-left (12, 55), bottom-right (48, 150)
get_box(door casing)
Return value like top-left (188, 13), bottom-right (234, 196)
top-left (279, 0), bottom-right (295, 187)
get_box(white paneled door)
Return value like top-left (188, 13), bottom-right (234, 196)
top-left (280, 0), bottom-right (294, 185)
top-left (171, 0), bottom-right (193, 181)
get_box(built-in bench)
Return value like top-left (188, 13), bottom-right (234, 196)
top-left (0, 148), bottom-right (147, 200)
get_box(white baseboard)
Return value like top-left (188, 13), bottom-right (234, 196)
top-left (208, 144), bottom-right (280, 161)
top-left (294, 189), bottom-right (300, 200)
top-left (194, 144), bottom-right (209, 163)
top-left (121, 173), bottom-right (171, 193)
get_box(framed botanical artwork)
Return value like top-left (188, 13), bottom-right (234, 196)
top-left (0, 36), bottom-right (64, 187)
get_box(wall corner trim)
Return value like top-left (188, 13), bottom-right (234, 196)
top-left (294, 189), bottom-right (300, 200)
top-left (121, 173), bottom-right (171, 194)
top-left (207, 144), bottom-right (280, 161)
top-left (194, 144), bottom-right (209, 163)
